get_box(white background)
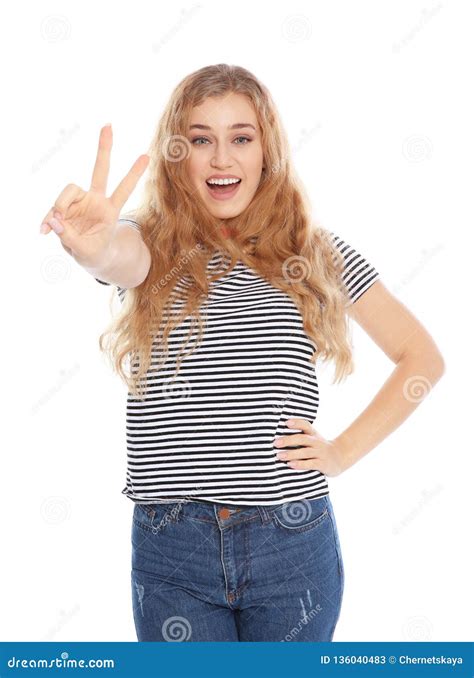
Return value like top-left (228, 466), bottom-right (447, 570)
top-left (1, 0), bottom-right (472, 642)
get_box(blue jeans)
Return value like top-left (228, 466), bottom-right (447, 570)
top-left (131, 494), bottom-right (344, 641)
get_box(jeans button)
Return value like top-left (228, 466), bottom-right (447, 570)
top-left (218, 508), bottom-right (231, 519)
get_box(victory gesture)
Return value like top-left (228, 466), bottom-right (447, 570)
top-left (39, 124), bottom-right (149, 268)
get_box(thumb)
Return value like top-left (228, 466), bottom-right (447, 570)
top-left (47, 213), bottom-right (80, 251)
top-left (48, 213), bottom-right (65, 235)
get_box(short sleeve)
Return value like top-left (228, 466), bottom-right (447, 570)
top-left (94, 217), bottom-right (141, 286)
top-left (328, 231), bottom-right (380, 304)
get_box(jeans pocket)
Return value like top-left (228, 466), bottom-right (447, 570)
top-left (133, 502), bottom-right (181, 534)
top-left (272, 496), bottom-right (330, 534)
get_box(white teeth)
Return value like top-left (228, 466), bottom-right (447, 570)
top-left (207, 178), bottom-right (241, 185)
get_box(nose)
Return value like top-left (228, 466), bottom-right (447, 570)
top-left (211, 141), bottom-right (235, 168)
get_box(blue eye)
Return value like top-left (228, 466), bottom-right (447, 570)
top-left (191, 136), bottom-right (252, 145)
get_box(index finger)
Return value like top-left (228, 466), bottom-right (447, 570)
top-left (89, 124), bottom-right (112, 194)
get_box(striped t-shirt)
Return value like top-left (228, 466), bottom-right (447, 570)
top-left (96, 218), bottom-right (380, 506)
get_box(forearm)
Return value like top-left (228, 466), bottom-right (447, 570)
top-left (334, 352), bottom-right (445, 471)
top-left (83, 225), bottom-right (151, 289)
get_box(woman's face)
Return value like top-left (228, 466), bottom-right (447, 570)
top-left (186, 92), bottom-right (265, 220)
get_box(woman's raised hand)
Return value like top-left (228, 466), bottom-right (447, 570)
top-left (39, 124), bottom-right (149, 268)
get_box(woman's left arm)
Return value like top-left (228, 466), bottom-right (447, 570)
top-left (275, 280), bottom-right (446, 475)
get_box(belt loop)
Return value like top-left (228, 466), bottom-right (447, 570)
top-left (257, 505), bottom-right (272, 525)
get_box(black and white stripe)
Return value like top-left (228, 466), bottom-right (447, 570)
top-left (96, 219), bottom-right (380, 505)
top-left (329, 231), bottom-right (380, 303)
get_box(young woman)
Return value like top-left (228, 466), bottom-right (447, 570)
top-left (40, 64), bottom-right (445, 642)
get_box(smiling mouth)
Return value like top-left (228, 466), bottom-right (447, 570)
top-left (206, 179), bottom-right (241, 190)
top-left (205, 179), bottom-right (242, 200)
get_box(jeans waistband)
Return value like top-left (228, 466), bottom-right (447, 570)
top-left (185, 498), bottom-right (282, 525)
top-left (146, 495), bottom-right (329, 526)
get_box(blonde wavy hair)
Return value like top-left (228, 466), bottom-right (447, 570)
top-left (99, 63), bottom-right (355, 400)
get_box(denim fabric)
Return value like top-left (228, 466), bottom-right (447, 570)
top-left (131, 494), bottom-right (344, 641)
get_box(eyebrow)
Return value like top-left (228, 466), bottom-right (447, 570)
top-left (189, 123), bottom-right (256, 131)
